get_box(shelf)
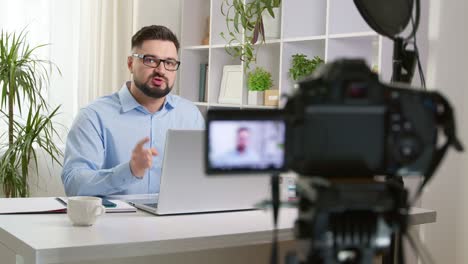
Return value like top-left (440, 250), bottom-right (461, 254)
top-left (241, 104), bottom-right (278, 109)
top-left (208, 103), bottom-right (242, 108)
top-left (194, 102), bottom-right (210, 107)
top-left (183, 45), bottom-right (210, 50)
top-left (179, 0), bottom-right (393, 112)
top-left (328, 32), bottom-right (378, 39)
top-left (283, 35), bottom-right (327, 43)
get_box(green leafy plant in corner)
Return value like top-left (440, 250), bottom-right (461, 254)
top-left (0, 29), bottom-right (63, 197)
top-left (247, 67), bottom-right (273, 91)
top-left (289, 54), bottom-right (324, 81)
top-left (220, 0), bottom-right (281, 69)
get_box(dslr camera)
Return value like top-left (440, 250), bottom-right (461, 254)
top-left (206, 59), bottom-right (461, 178)
top-left (205, 59), bottom-right (462, 263)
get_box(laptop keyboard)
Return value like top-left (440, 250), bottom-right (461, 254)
top-left (144, 203), bottom-right (158, 208)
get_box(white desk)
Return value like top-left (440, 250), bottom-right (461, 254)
top-left (0, 206), bottom-right (436, 264)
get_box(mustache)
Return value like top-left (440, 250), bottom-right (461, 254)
top-left (150, 72), bottom-right (168, 83)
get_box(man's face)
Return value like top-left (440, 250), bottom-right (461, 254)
top-left (236, 130), bottom-right (250, 152)
top-left (128, 40), bottom-right (178, 99)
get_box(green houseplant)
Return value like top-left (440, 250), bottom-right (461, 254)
top-left (220, 0), bottom-right (281, 69)
top-left (289, 54), bottom-right (324, 81)
top-left (247, 67), bottom-right (273, 105)
top-left (0, 29), bottom-right (63, 197)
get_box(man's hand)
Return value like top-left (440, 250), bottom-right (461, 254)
top-left (130, 137), bottom-right (158, 178)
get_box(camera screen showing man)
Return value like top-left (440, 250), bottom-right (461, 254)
top-left (208, 121), bottom-right (285, 172)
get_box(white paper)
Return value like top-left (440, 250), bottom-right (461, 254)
top-left (58, 197), bottom-right (137, 213)
top-left (0, 197), bottom-right (66, 214)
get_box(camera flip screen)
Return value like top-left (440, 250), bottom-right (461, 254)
top-left (206, 110), bottom-right (286, 174)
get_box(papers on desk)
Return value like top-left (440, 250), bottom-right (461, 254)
top-left (0, 197), bottom-right (136, 214)
top-left (0, 197), bottom-right (67, 214)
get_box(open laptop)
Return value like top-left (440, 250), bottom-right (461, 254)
top-left (129, 129), bottom-right (270, 215)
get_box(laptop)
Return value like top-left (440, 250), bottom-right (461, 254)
top-left (129, 129), bottom-right (270, 215)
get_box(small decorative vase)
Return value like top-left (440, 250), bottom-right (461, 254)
top-left (248, 91), bottom-right (265, 105)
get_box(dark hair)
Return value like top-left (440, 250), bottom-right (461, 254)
top-left (237, 127), bottom-right (250, 134)
top-left (131, 25), bottom-right (180, 51)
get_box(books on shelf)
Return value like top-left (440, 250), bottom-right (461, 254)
top-left (199, 63), bottom-right (209, 102)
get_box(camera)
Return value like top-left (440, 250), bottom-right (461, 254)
top-left (205, 59), bottom-right (462, 263)
top-left (206, 59), bottom-right (462, 179)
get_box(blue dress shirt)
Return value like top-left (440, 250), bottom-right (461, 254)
top-left (61, 82), bottom-right (205, 196)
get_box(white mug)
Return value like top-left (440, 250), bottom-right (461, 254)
top-left (67, 196), bottom-right (106, 226)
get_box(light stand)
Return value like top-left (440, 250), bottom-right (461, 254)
top-left (391, 37), bottom-right (416, 84)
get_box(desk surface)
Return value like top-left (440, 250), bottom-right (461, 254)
top-left (0, 205), bottom-right (436, 264)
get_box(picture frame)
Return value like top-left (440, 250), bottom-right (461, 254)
top-left (218, 65), bottom-right (243, 104)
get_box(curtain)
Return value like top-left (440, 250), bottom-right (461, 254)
top-left (78, 0), bottom-right (134, 108)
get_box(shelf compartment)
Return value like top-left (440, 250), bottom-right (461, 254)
top-left (179, 49), bottom-right (209, 102)
top-left (326, 36), bottom-right (379, 70)
top-left (247, 42), bottom-right (281, 105)
top-left (181, 0), bottom-right (210, 47)
top-left (208, 47), bottom-right (242, 105)
top-left (211, 0), bottom-right (243, 46)
top-left (282, 0), bottom-right (327, 38)
top-left (327, 0), bottom-right (372, 35)
top-left (280, 39), bottom-right (326, 96)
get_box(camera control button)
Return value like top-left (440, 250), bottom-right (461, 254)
top-left (391, 114), bottom-right (401, 121)
top-left (392, 124), bottom-right (401, 132)
top-left (403, 122), bottom-right (412, 130)
top-left (397, 136), bottom-right (423, 163)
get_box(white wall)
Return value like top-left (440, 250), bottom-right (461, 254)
top-left (422, 0), bottom-right (468, 263)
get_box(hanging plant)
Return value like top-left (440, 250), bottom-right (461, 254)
top-left (220, 0), bottom-right (281, 69)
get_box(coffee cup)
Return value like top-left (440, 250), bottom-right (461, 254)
top-left (67, 196), bottom-right (106, 226)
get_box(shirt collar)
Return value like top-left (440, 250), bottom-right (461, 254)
top-left (118, 82), bottom-right (141, 113)
top-left (119, 82), bottom-right (176, 113)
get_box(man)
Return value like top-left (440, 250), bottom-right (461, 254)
top-left (214, 127), bottom-right (261, 168)
top-left (61, 25), bottom-right (204, 196)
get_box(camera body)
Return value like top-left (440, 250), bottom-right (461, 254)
top-left (206, 59), bottom-right (460, 179)
top-left (285, 59), bottom-right (438, 178)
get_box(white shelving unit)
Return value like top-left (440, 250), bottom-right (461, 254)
top-left (178, 0), bottom-right (393, 113)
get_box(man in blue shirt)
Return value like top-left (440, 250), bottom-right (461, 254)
top-left (62, 25), bottom-right (204, 196)
top-left (213, 127), bottom-right (261, 168)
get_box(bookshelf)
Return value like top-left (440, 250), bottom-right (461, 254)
top-left (178, 0), bottom-right (394, 113)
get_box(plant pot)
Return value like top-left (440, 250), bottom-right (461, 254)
top-left (262, 8), bottom-right (281, 40)
top-left (264, 89), bottom-right (279, 106)
top-left (248, 91), bottom-right (264, 105)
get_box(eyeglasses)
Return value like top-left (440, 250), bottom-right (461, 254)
top-left (132, 54), bottom-right (181, 71)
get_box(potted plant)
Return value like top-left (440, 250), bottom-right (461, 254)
top-left (289, 54), bottom-right (324, 81)
top-left (220, 0), bottom-right (281, 69)
top-left (247, 67), bottom-right (273, 105)
top-left (0, 29), bottom-right (63, 197)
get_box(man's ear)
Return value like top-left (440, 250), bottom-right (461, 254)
top-left (127, 56), bottom-right (134, 74)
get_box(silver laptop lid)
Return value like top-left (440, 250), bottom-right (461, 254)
top-left (156, 129), bottom-right (270, 215)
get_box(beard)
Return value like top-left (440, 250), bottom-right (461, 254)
top-left (134, 73), bottom-right (173, 99)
